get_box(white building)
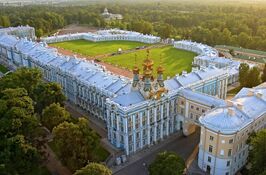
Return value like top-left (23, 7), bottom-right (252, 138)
top-left (41, 29), bottom-right (160, 44)
top-left (198, 83), bottom-right (266, 175)
top-left (101, 8), bottom-right (123, 20)
top-left (0, 25), bottom-right (35, 40)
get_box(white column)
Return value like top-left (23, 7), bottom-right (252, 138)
top-left (166, 102), bottom-right (170, 136)
top-left (132, 114), bottom-right (136, 152)
top-left (123, 117), bottom-right (129, 155)
top-left (110, 112), bottom-right (114, 144)
top-left (116, 115), bottom-right (120, 148)
top-left (140, 112), bottom-right (143, 148)
top-left (160, 104), bottom-right (163, 139)
top-left (147, 109), bottom-right (151, 145)
top-left (153, 107), bottom-right (157, 142)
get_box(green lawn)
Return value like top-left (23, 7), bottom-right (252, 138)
top-left (0, 64), bottom-right (8, 73)
top-left (50, 40), bottom-right (151, 57)
top-left (101, 46), bottom-right (197, 78)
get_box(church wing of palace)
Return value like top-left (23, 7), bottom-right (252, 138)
top-left (0, 26), bottom-right (264, 175)
top-left (101, 8), bottom-right (123, 21)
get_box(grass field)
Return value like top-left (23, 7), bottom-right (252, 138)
top-left (50, 39), bottom-right (151, 56)
top-left (101, 46), bottom-right (197, 78)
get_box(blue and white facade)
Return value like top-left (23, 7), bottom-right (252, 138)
top-left (0, 26), bottom-right (245, 157)
top-left (41, 29), bottom-right (161, 44)
top-left (193, 55), bottom-right (240, 85)
top-left (0, 25), bottom-right (35, 40)
top-left (174, 40), bottom-right (241, 85)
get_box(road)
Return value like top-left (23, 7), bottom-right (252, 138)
top-left (114, 129), bottom-right (200, 175)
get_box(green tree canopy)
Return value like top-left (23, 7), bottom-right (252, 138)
top-left (33, 82), bottom-right (66, 114)
top-left (0, 135), bottom-right (40, 175)
top-left (239, 63), bottom-right (250, 87)
top-left (52, 118), bottom-right (99, 171)
top-left (248, 129), bottom-right (266, 175)
top-left (74, 163), bottom-right (112, 175)
top-left (148, 151), bottom-right (185, 175)
top-left (41, 103), bottom-right (70, 131)
top-left (247, 66), bottom-right (261, 88)
top-left (261, 63), bottom-right (266, 82)
top-left (0, 67), bottom-right (42, 97)
top-left (0, 88), bottom-right (38, 138)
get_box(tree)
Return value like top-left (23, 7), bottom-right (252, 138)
top-left (41, 103), bottom-right (70, 131)
top-left (0, 16), bottom-right (11, 27)
top-left (159, 24), bottom-right (174, 39)
top-left (238, 32), bottom-right (251, 48)
top-left (74, 163), bottom-right (112, 175)
top-left (247, 66), bottom-right (261, 88)
top-left (0, 68), bottom-right (42, 97)
top-left (36, 28), bottom-right (44, 38)
top-left (0, 135), bottom-right (40, 175)
top-left (0, 88), bottom-right (38, 138)
top-left (261, 63), bottom-right (266, 82)
top-left (148, 151), bottom-right (185, 175)
top-left (33, 82), bottom-right (66, 114)
top-left (229, 49), bottom-right (235, 56)
top-left (52, 118), bottom-right (99, 171)
top-left (239, 63), bottom-right (250, 87)
top-left (248, 129), bottom-right (266, 175)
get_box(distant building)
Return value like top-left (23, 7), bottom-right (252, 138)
top-left (101, 8), bottom-right (123, 21)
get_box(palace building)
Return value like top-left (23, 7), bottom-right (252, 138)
top-left (0, 25), bottom-right (35, 40)
top-left (198, 83), bottom-right (266, 175)
top-left (41, 29), bottom-right (160, 44)
top-left (1, 26), bottom-right (264, 175)
top-left (0, 28), bottom-right (228, 156)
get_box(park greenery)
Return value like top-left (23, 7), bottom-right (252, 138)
top-left (1, 1), bottom-right (266, 51)
top-left (74, 162), bottom-right (112, 175)
top-left (0, 68), bottom-right (109, 174)
top-left (239, 63), bottom-right (262, 88)
top-left (247, 129), bottom-right (266, 175)
top-left (148, 151), bottom-right (185, 175)
top-left (0, 68), bottom-right (64, 174)
top-left (262, 63), bottom-right (266, 82)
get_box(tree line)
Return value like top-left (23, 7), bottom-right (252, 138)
top-left (0, 68), bottom-right (111, 175)
top-left (239, 63), bottom-right (266, 88)
top-left (0, 1), bottom-right (266, 50)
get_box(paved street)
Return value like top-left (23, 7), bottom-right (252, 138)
top-left (114, 129), bottom-right (200, 175)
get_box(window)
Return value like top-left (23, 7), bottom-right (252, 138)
top-left (181, 101), bottom-right (184, 105)
top-left (225, 172), bottom-right (229, 175)
top-left (196, 107), bottom-right (199, 111)
top-left (202, 109), bottom-right (206, 113)
top-left (229, 139), bottom-right (233, 144)
top-left (220, 149), bottom-right (224, 156)
top-left (191, 105), bottom-right (194, 109)
top-left (209, 145), bottom-right (213, 153)
top-left (228, 149), bottom-right (232, 156)
top-left (208, 156), bottom-right (211, 162)
top-left (210, 136), bottom-right (214, 141)
top-left (226, 161), bottom-right (231, 167)
top-left (190, 113), bottom-right (193, 119)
